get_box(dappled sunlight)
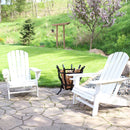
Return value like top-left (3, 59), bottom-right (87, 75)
top-left (0, 82), bottom-right (129, 129)
top-left (0, 45), bottom-right (106, 87)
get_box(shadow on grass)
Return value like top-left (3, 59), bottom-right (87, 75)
top-left (0, 45), bottom-right (106, 87)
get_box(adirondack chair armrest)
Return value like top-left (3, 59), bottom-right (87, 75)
top-left (30, 67), bottom-right (41, 80)
top-left (67, 73), bottom-right (100, 81)
top-left (67, 73), bottom-right (99, 78)
top-left (89, 77), bottom-right (129, 85)
top-left (2, 69), bottom-right (10, 82)
top-left (30, 67), bottom-right (41, 72)
top-left (67, 73), bottom-right (101, 86)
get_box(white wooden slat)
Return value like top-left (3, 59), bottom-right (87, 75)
top-left (9, 51), bottom-right (14, 81)
top-left (108, 53), bottom-right (128, 79)
top-left (101, 53), bottom-right (115, 80)
top-left (100, 52), bottom-right (128, 94)
top-left (106, 52), bottom-right (128, 80)
top-left (99, 53), bottom-right (118, 94)
top-left (10, 79), bottom-right (37, 88)
top-left (101, 52), bottom-right (121, 80)
top-left (7, 50), bottom-right (30, 82)
top-left (5, 50), bottom-right (41, 99)
top-left (20, 50), bottom-right (25, 80)
top-left (10, 90), bottom-right (36, 94)
top-left (101, 52), bottom-right (119, 80)
top-left (77, 97), bottom-right (94, 108)
top-left (73, 87), bottom-right (95, 96)
top-left (73, 89), bottom-right (94, 102)
top-left (8, 51), bottom-right (17, 81)
top-left (13, 51), bottom-right (18, 80)
top-left (71, 52), bottom-right (129, 116)
top-left (100, 53), bottom-right (122, 94)
top-left (24, 52), bottom-right (30, 80)
top-left (72, 86), bottom-right (95, 101)
top-left (110, 52), bottom-right (124, 77)
top-left (115, 53), bottom-right (129, 77)
top-left (23, 51), bottom-right (27, 80)
top-left (16, 50), bottom-right (21, 80)
top-left (18, 50), bottom-right (23, 80)
top-left (7, 52), bottom-right (12, 81)
top-left (111, 52), bottom-right (129, 94)
top-left (106, 52), bottom-right (122, 79)
top-left (99, 54), bottom-right (113, 80)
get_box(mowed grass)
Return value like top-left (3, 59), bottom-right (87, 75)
top-left (0, 45), bottom-right (107, 87)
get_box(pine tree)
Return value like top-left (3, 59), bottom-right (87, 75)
top-left (20, 19), bottom-right (35, 45)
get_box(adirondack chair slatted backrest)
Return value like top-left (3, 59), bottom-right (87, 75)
top-left (99, 52), bottom-right (129, 94)
top-left (8, 50), bottom-right (30, 82)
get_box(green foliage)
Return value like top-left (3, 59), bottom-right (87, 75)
top-left (0, 2), bottom-right (130, 56)
top-left (20, 19), bottom-right (35, 45)
top-left (38, 2), bottom-right (45, 9)
top-left (116, 35), bottom-right (127, 49)
top-left (0, 45), bottom-right (106, 87)
top-left (93, 2), bottom-right (130, 56)
top-left (1, 5), bottom-right (14, 21)
top-left (70, 0), bottom-right (123, 50)
top-left (0, 37), bottom-right (5, 45)
top-left (15, 0), bottom-right (26, 13)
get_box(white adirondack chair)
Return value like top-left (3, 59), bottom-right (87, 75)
top-left (2, 50), bottom-right (41, 100)
top-left (67, 52), bottom-right (129, 116)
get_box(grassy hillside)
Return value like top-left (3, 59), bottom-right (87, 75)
top-left (0, 13), bottom-right (77, 48)
top-left (0, 2), bottom-right (129, 56)
top-left (0, 45), bottom-right (106, 87)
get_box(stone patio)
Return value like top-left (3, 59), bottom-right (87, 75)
top-left (0, 82), bottom-right (130, 130)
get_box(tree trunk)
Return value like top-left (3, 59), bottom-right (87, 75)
top-left (0, 0), bottom-right (1, 22)
top-left (90, 31), bottom-right (94, 50)
top-left (31, 0), bottom-right (34, 17)
top-left (90, 38), bottom-right (92, 50)
top-left (34, 0), bottom-right (38, 17)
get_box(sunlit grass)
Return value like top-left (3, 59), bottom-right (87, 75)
top-left (0, 45), bottom-right (106, 87)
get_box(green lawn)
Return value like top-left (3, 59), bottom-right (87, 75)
top-left (0, 45), bottom-right (107, 87)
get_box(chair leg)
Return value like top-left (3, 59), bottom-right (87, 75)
top-left (73, 94), bottom-right (77, 104)
top-left (36, 85), bottom-right (39, 97)
top-left (57, 86), bottom-right (62, 95)
top-left (92, 98), bottom-right (99, 116)
top-left (7, 88), bottom-right (10, 100)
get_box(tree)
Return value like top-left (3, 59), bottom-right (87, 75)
top-left (1, 0), bottom-right (16, 20)
top-left (15, 0), bottom-right (26, 15)
top-left (20, 19), bottom-right (35, 45)
top-left (71, 0), bottom-right (123, 50)
top-left (0, 0), bottom-right (1, 22)
top-left (31, 0), bottom-right (38, 17)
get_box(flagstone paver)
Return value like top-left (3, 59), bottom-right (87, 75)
top-left (0, 82), bottom-right (130, 130)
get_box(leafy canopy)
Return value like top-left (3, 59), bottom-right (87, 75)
top-left (70, 0), bottom-right (123, 49)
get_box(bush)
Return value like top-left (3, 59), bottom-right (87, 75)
top-left (31, 39), bottom-right (40, 47)
top-left (44, 41), bottom-right (56, 48)
top-left (20, 19), bottom-right (35, 45)
top-left (115, 35), bottom-right (127, 49)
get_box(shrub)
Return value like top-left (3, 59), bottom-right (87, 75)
top-left (115, 35), bottom-right (127, 49)
top-left (20, 19), bottom-right (35, 45)
top-left (44, 41), bottom-right (56, 48)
